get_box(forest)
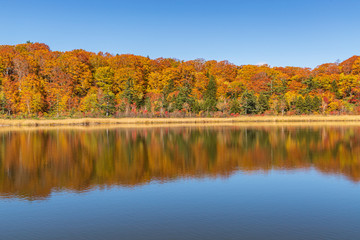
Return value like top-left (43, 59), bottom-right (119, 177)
top-left (0, 42), bottom-right (360, 118)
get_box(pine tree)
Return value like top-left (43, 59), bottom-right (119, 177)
top-left (295, 96), bottom-right (305, 114)
top-left (331, 80), bottom-right (341, 99)
top-left (145, 97), bottom-right (152, 112)
top-left (123, 78), bottom-right (135, 104)
top-left (203, 75), bottom-right (217, 112)
top-left (304, 95), bottom-right (312, 114)
top-left (257, 93), bottom-right (269, 113)
top-left (241, 91), bottom-right (258, 114)
top-left (175, 82), bottom-right (194, 111)
top-left (191, 100), bottom-right (202, 114)
top-left (99, 91), bottom-right (116, 116)
top-left (302, 77), bottom-right (318, 94)
top-left (230, 99), bottom-right (241, 114)
top-left (0, 89), bottom-right (6, 114)
top-left (311, 96), bottom-right (322, 113)
top-left (162, 78), bottom-right (175, 111)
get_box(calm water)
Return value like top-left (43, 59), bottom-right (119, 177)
top-left (0, 125), bottom-right (360, 240)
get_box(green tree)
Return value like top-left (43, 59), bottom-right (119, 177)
top-left (162, 78), bottom-right (175, 111)
top-left (304, 95), bottom-right (312, 114)
top-left (123, 78), bottom-right (136, 104)
top-left (331, 80), bottom-right (341, 99)
top-left (295, 96), bottom-right (305, 114)
top-left (144, 97), bottom-right (152, 112)
top-left (0, 87), bottom-right (6, 114)
top-left (98, 91), bottom-right (116, 116)
top-left (175, 82), bottom-right (194, 111)
top-left (230, 99), bottom-right (241, 114)
top-left (301, 77), bottom-right (319, 94)
top-left (203, 75), bottom-right (217, 112)
top-left (257, 93), bottom-right (269, 113)
top-left (311, 96), bottom-right (322, 113)
top-left (241, 91), bottom-right (258, 114)
top-left (191, 100), bottom-right (202, 114)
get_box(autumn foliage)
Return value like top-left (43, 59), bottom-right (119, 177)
top-left (1, 42), bottom-right (360, 118)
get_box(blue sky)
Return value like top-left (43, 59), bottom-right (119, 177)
top-left (1, 0), bottom-right (360, 68)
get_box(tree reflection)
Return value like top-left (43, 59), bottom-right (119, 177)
top-left (0, 126), bottom-right (359, 200)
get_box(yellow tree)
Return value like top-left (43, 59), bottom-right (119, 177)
top-left (58, 52), bottom-right (93, 97)
top-left (19, 74), bottom-right (45, 115)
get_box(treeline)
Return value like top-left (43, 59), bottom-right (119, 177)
top-left (0, 42), bottom-right (360, 118)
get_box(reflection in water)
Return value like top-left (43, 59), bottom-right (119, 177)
top-left (0, 126), bottom-right (359, 200)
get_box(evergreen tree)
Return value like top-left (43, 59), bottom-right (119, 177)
top-left (230, 99), bottom-right (241, 114)
top-left (162, 78), bottom-right (175, 110)
top-left (99, 91), bottom-right (116, 116)
top-left (270, 78), bottom-right (287, 96)
top-left (203, 75), bottom-right (217, 112)
top-left (295, 96), bottom-right (305, 114)
top-left (0, 89), bottom-right (7, 114)
top-left (123, 78), bottom-right (135, 104)
top-left (241, 91), bottom-right (258, 114)
top-left (331, 80), bottom-right (341, 99)
top-left (192, 100), bottom-right (202, 114)
top-left (277, 95), bottom-right (287, 115)
top-left (311, 96), bottom-right (322, 113)
top-left (175, 82), bottom-right (194, 111)
top-left (145, 97), bottom-right (152, 112)
top-left (257, 93), bottom-right (269, 113)
top-left (302, 77), bottom-right (319, 94)
top-left (304, 95), bottom-right (312, 114)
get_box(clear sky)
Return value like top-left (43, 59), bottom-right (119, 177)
top-left (1, 0), bottom-right (360, 68)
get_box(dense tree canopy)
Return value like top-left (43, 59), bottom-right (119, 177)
top-left (1, 42), bottom-right (360, 118)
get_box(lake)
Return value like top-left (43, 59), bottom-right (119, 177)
top-left (0, 125), bottom-right (360, 240)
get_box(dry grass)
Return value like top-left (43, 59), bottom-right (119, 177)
top-left (2, 122), bottom-right (360, 134)
top-left (1, 115), bottom-right (360, 127)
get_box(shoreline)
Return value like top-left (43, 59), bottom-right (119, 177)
top-left (1, 115), bottom-right (360, 127)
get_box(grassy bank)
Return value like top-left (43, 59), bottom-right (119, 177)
top-left (1, 115), bottom-right (360, 127)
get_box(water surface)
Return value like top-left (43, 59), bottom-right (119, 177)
top-left (0, 125), bottom-right (359, 239)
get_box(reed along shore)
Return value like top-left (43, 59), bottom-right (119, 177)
top-left (2, 115), bottom-right (360, 127)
